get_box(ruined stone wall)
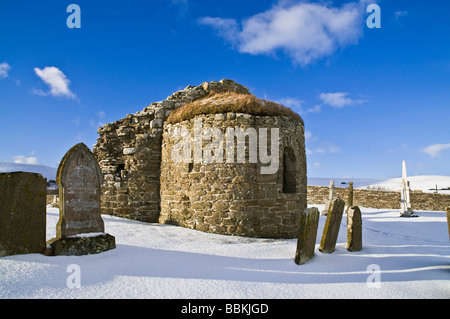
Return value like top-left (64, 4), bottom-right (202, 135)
top-left (409, 192), bottom-right (450, 211)
top-left (93, 79), bottom-right (250, 222)
top-left (159, 113), bottom-right (307, 238)
top-left (307, 185), bottom-right (450, 211)
top-left (93, 111), bottom-right (164, 222)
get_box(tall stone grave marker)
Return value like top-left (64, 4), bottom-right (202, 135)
top-left (0, 172), bottom-right (46, 257)
top-left (47, 143), bottom-right (115, 255)
top-left (321, 180), bottom-right (335, 216)
top-left (295, 207), bottom-right (320, 265)
top-left (345, 182), bottom-right (354, 214)
top-left (400, 160), bottom-right (417, 217)
top-left (347, 206), bottom-right (362, 252)
top-left (319, 197), bottom-right (345, 253)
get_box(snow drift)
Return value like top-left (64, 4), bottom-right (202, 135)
top-left (0, 205), bottom-right (448, 299)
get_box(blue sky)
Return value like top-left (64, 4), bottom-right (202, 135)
top-left (0, 0), bottom-right (449, 178)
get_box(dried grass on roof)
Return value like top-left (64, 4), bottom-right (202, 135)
top-left (166, 92), bottom-right (303, 125)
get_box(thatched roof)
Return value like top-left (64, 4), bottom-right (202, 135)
top-left (166, 92), bottom-right (303, 125)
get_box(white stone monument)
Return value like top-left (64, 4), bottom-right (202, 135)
top-left (400, 160), bottom-right (417, 217)
top-left (322, 180), bottom-right (335, 216)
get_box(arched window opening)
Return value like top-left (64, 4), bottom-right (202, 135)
top-left (115, 161), bottom-right (126, 180)
top-left (283, 147), bottom-right (296, 193)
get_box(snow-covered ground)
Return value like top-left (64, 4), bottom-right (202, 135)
top-left (0, 205), bottom-right (449, 299)
top-left (1, 163), bottom-right (449, 298)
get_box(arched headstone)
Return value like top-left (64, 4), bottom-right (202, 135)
top-left (47, 143), bottom-right (115, 255)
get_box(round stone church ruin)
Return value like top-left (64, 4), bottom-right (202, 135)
top-left (93, 79), bottom-right (307, 238)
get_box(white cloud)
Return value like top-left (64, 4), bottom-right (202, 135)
top-left (277, 97), bottom-right (304, 112)
top-left (394, 10), bottom-right (408, 21)
top-left (319, 92), bottom-right (366, 108)
top-left (328, 145), bottom-right (341, 153)
top-left (422, 143), bottom-right (450, 158)
top-left (315, 148), bottom-right (327, 154)
top-left (306, 104), bottom-right (322, 113)
top-left (13, 155), bottom-right (39, 165)
top-left (97, 111), bottom-right (106, 119)
top-left (305, 131), bottom-right (312, 140)
top-left (279, 91), bottom-right (366, 115)
top-left (199, 17), bottom-right (240, 44)
top-left (89, 111), bottom-right (106, 128)
top-left (277, 97), bottom-right (322, 114)
top-left (308, 145), bottom-right (340, 155)
top-left (306, 138), bottom-right (340, 155)
top-left (31, 88), bottom-right (48, 96)
top-left (305, 130), bottom-right (340, 157)
top-left (34, 66), bottom-right (76, 99)
top-left (313, 162), bottom-right (321, 168)
top-left (199, 0), bottom-right (368, 66)
top-left (0, 62), bottom-right (11, 79)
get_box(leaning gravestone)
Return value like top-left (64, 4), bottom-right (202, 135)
top-left (0, 172), bottom-right (46, 257)
top-left (47, 143), bottom-right (115, 256)
top-left (295, 207), bottom-right (320, 265)
top-left (347, 206), bottom-right (362, 252)
top-left (319, 197), bottom-right (345, 253)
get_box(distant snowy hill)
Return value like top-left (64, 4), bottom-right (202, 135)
top-left (1, 162), bottom-right (448, 194)
top-left (0, 162), bottom-right (57, 181)
top-left (308, 175), bottom-right (450, 194)
top-left (361, 175), bottom-right (450, 194)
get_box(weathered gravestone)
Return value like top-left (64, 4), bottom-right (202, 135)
top-left (295, 207), bottom-right (320, 265)
top-left (0, 172), bottom-right (46, 257)
top-left (47, 143), bottom-right (115, 255)
top-left (321, 180), bottom-right (335, 216)
top-left (345, 182), bottom-right (354, 214)
top-left (319, 197), bottom-right (345, 253)
top-left (347, 206), bottom-right (362, 252)
top-left (446, 206), bottom-right (450, 242)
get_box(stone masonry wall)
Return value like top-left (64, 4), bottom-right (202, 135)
top-left (307, 185), bottom-right (450, 211)
top-left (93, 79), bottom-right (251, 222)
top-left (159, 113), bottom-right (307, 238)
